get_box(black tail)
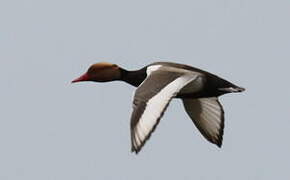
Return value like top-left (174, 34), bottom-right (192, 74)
top-left (219, 86), bottom-right (245, 93)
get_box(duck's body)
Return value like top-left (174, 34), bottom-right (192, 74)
top-left (120, 62), bottom-right (243, 97)
top-left (72, 61), bottom-right (245, 153)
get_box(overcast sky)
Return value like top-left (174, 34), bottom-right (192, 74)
top-left (1, 0), bottom-right (290, 179)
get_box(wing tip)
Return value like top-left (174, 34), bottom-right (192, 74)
top-left (130, 103), bottom-right (171, 155)
top-left (130, 132), bottom-right (146, 155)
top-left (131, 147), bottom-right (141, 154)
top-left (209, 134), bottom-right (223, 148)
top-left (215, 122), bottom-right (224, 148)
top-left (216, 139), bottom-right (223, 148)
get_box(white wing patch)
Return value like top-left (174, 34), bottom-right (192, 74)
top-left (182, 97), bottom-right (224, 146)
top-left (146, 65), bottom-right (162, 75)
top-left (132, 74), bottom-right (197, 149)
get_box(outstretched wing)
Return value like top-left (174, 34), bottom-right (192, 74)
top-left (182, 97), bottom-right (225, 147)
top-left (130, 66), bottom-right (198, 153)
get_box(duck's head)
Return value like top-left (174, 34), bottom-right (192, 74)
top-left (72, 62), bottom-right (122, 83)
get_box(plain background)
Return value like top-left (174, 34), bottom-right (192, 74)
top-left (1, 0), bottom-right (290, 179)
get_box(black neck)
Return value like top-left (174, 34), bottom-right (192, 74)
top-left (120, 67), bottom-right (147, 87)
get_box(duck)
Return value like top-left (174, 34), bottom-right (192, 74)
top-left (72, 62), bottom-right (245, 154)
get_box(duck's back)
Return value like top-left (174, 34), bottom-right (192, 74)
top-left (149, 62), bottom-right (240, 98)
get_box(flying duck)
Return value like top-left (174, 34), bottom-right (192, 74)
top-left (72, 62), bottom-right (245, 153)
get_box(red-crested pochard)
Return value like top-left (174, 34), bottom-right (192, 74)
top-left (72, 62), bottom-right (245, 154)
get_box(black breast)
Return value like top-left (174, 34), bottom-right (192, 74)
top-left (120, 67), bottom-right (147, 87)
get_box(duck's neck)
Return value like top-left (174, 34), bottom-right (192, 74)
top-left (120, 67), bottom-right (147, 87)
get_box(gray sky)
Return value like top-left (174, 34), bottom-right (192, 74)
top-left (1, 0), bottom-right (290, 179)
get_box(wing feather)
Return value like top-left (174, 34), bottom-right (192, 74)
top-left (182, 97), bottom-right (225, 147)
top-left (130, 66), bottom-right (198, 153)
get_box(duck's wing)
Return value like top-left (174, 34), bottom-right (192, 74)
top-left (182, 97), bottom-right (224, 147)
top-left (130, 66), bottom-right (199, 153)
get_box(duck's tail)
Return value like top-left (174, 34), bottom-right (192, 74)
top-left (219, 86), bottom-right (245, 93)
